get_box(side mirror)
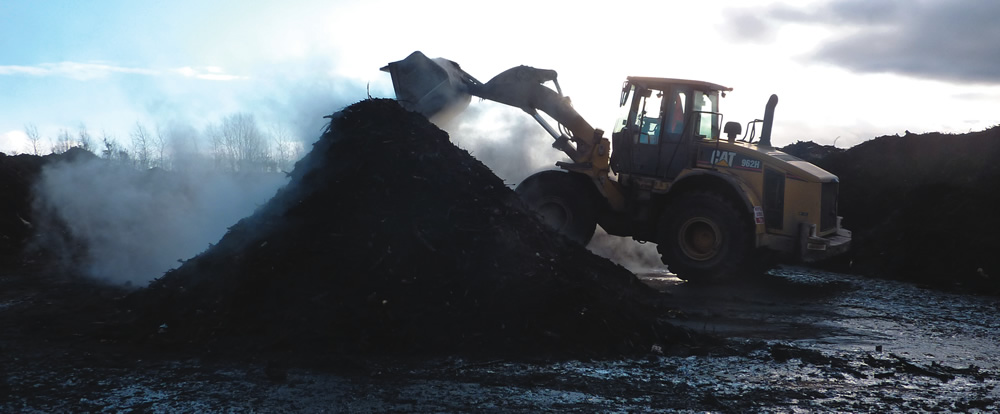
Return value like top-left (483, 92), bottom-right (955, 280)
top-left (724, 121), bottom-right (742, 142)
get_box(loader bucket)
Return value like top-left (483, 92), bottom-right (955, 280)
top-left (381, 51), bottom-right (472, 120)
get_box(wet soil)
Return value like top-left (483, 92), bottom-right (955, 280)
top-left (4, 263), bottom-right (998, 412)
top-left (644, 267), bottom-right (1000, 370)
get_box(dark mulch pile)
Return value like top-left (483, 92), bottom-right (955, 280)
top-left (779, 141), bottom-right (844, 164)
top-left (123, 99), bottom-right (687, 360)
top-left (0, 148), bottom-right (95, 264)
top-left (782, 127), bottom-right (1000, 291)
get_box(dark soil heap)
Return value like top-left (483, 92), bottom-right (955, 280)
top-left (779, 141), bottom-right (844, 164)
top-left (783, 128), bottom-right (1000, 290)
top-left (0, 148), bottom-right (95, 264)
top-left (127, 99), bottom-right (679, 358)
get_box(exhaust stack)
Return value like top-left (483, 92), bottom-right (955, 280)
top-left (759, 94), bottom-right (778, 147)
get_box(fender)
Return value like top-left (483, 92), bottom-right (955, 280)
top-left (670, 169), bottom-right (766, 246)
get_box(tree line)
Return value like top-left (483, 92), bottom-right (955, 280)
top-left (22, 112), bottom-right (302, 173)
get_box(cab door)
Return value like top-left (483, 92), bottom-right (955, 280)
top-left (657, 87), bottom-right (689, 179)
top-left (629, 90), bottom-right (664, 177)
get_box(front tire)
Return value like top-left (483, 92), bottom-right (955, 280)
top-left (516, 170), bottom-right (599, 246)
top-left (657, 191), bottom-right (752, 282)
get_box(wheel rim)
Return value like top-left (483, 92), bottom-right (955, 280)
top-left (536, 200), bottom-right (570, 232)
top-left (678, 217), bottom-right (722, 261)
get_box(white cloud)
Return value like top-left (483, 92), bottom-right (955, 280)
top-left (1, 130), bottom-right (29, 154)
top-left (0, 62), bottom-right (246, 81)
top-left (0, 62), bottom-right (158, 80)
top-left (173, 66), bottom-right (248, 81)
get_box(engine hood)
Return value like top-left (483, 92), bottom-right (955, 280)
top-left (696, 141), bottom-right (838, 183)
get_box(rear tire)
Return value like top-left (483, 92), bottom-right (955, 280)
top-left (657, 191), bottom-right (752, 282)
top-left (516, 170), bottom-right (599, 246)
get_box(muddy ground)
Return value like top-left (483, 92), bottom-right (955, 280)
top-left (3, 262), bottom-right (998, 412)
top-left (3, 101), bottom-right (1000, 411)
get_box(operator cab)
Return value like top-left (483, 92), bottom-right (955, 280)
top-left (610, 77), bottom-right (732, 180)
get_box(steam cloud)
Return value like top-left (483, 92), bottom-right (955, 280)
top-left (442, 103), bottom-right (560, 186)
top-left (33, 156), bottom-right (287, 286)
top-left (587, 228), bottom-right (664, 274)
top-left (32, 90), bottom-right (664, 286)
top-left (436, 104), bottom-right (666, 274)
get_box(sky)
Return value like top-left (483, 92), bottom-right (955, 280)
top-left (2, 0), bottom-right (1000, 157)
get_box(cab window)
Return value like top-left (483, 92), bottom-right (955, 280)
top-left (694, 91), bottom-right (721, 139)
top-left (634, 91), bottom-right (664, 145)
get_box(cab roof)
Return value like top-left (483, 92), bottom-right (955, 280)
top-left (626, 76), bottom-right (732, 93)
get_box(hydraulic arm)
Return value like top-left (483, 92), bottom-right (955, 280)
top-left (381, 51), bottom-right (605, 166)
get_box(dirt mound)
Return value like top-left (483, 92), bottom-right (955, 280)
top-left (0, 148), bottom-right (95, 263)
top-left (779, 141), bottom-right (844, 164)
top-left (783, 128), bottom-right (1000, 291)
top-left (126, 99), bottom-right (682, 359)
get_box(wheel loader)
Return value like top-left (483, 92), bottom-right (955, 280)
top-left (382, 51), bottom-right (851, 282)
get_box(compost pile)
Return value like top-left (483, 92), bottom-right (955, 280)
top-left (0, 148), bottom-right (94, 264)
top-left (0, 154), bottom-right (38, 260)
top-left (778, 141), bottom-right (844, 164)
top-left (126, 99), bottom-right (680, 359)
top-left (782, 127), bottom-right (1000, 291)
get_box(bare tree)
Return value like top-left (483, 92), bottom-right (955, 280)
top-left (101, 131), bottom-right (130, 165)
top-left (52, 128), bottom-right (74, 154)
top-left (269, 122), bottom-right (299, 173)
top-left (210, 113), bottom-right (269, 172)
top-left (131, 122), bottom-right (152, 170)
top-left (24, 123), bottom-right (43, 155)
top-left (153, 124), bottom-right (169, 170)
top-left (77, 123), bottom-right (94, 153)
top-left (206, 122), bottom-right (227, 170)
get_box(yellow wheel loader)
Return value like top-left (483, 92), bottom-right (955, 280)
top-left (382, 51), bottom-right (851, 282)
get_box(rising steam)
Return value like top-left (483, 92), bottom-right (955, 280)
top-left (435, 103), bottom-right (666, 273)
top-left (33, 156), bottom-right (287, 286)
top-left (586, 227), bottom-right (664, 274)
